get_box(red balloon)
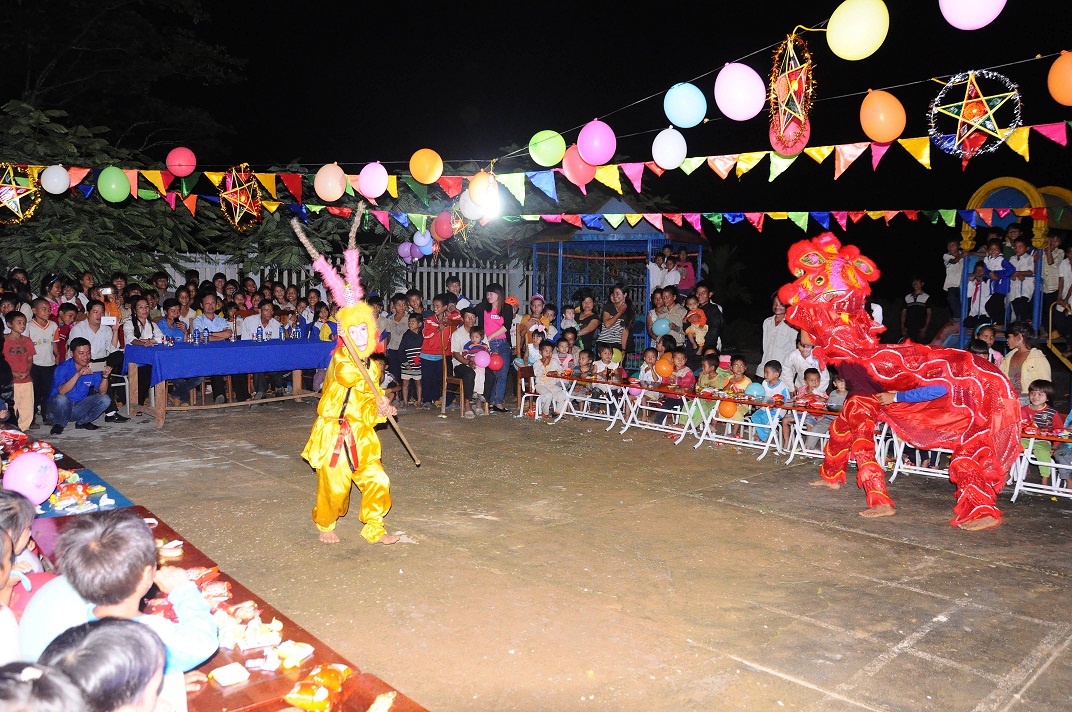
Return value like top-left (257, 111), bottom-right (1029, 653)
top-left (488, 353), bottom-right (505, 371)
top-left (562, 145), bottom-right (596, 187)
top-left (432, 211), bottom-right (453, 240)
top-left (166, 147), bottom-right (196, 178)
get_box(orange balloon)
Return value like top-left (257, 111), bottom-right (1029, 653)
top-left (717, 399), bottom-right (738, 418)
top-left (1048, 51), bottom-right (1072, 106)
top-left (654, 358), bottom-right (674, 378)
top-left (468, 170), bottom-right (492, 205)
top-left (409, 148), bottom-right (443, 184)
top-left (859, 89), bottom-right (906, 144)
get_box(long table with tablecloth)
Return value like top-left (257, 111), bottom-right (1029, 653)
top-left (123, 339), bottom-right (336, 427)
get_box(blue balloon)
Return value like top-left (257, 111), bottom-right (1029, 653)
top-left (652, 318), bottom-right (671, 336)
top-left (663, 82), bottom-right (707, 129)
top-left (418, 239), bottom-right (434, 256)
top-left (744, 383), bottom-right (766, 398)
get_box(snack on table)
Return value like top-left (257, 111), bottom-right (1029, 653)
top-left (283, 664), bottom-right (354, 711)
top-left (208, 662), bottom-right (250, 687)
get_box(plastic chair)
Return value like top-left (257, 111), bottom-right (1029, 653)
top-left (516, 366), bottom-right (539, 416)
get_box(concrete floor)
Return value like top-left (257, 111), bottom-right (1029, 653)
top-left (51, 399), bottom-right (1072, 711)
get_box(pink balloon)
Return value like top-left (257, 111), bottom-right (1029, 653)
top-left (628, 386), bottom-right (642, 397)
top-left (577, 119), bottom-right (616, 165)
top-left (473, 350), bottom-right (491, 368)
top-left (939, 0), bottom-right (1006, 30)
top-left (358, 162), bottom-right (388, 199)
top-left (2, 452), bottom-right (58, 506)
top-left (165, 147), bottom-right (197, 177)
top-left (714, 63), bottom-right (766, 122)
top-left (562, 145), bottom-right (596, 187)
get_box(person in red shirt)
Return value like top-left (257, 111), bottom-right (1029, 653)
top-left (55, 303), bottom-right (78, 361)
top-left (3, 313), bottom-right (36, 430)
top-left (418, 294), bottom-right (452, 409)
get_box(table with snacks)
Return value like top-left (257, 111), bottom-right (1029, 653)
top-left (123, 338), bottom-right (335, 428)
top-left (31, 503), bottom-right (427, 712)
top-left (1010, 428), bottom-right (1072, 502)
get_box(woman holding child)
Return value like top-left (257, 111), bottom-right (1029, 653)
top-left (574, 293), bottom-right (601, 353)
top-left (473, 283), bottom-right (514, 413)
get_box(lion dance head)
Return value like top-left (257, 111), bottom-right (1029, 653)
top-left (777, 232), bottom-right (884, 352)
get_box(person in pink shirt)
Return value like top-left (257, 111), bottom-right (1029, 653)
top-left (676, 247), bottom-right (697, 295)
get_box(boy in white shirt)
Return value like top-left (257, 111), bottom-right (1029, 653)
top-left (646, 254), bottom-right (666, 291)
top-left (26, 298), bottom-right (59, 429)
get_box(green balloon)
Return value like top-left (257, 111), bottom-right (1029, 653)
top-left (98, 165), bottom-right (131, 203)
top-left (528, 130), bottom-right (566, 167)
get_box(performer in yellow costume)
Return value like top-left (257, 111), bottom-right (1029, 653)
top-left (293, 215), bottom-right (399, 545)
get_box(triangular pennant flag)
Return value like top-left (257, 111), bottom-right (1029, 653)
top-left (1005, 126), bottom-right (1030, 161)
top-left (898, 137), bottom-right (931, 169)
top-left (902, 210), bottom-right (919, 221)
top-left (624, 214), bottom-right (643, 227)
top-left (122, 169), bottom-right (139, 199)
top-left (141, 170), bottom-right (167, 195)
top-left (1013, 207), bottom-right (1031, 217)
top-left (643, 161), bottom-right (665, 178)
top-left (976, 208), bottom-right (994, 226)
top-left (279, 173), bottom-right (303, 202)
top-left (768, 153), bottom-right (797, 181)
top-left (744, 212), bottom-right (765, 232)
top-left (287, 203), bottom-right (307, 222)
top-left (77, 184), bottom-right (95, 199)
top-left (1031, 207), bottom-right (1049, 221)
top-left (679, 156), bottom-right (706, 175)
top-left (136, 189), bottom-right (161, 200)
top-left (703, 212), bottom-right (723, 232)
top-left (164, 192), bottom-right (177, 210)
top-left (394, 213), bottom-right (412, 229)
top-left (541, 214), bottom-right (563, 223)
top-left (400, 176), bottom-right (428, 205)
top-left (834, 142), bottom-right (869, 179)
top-left (581, 214), bottom-right (604, 230)
top-left (831, 211), bottom-right (849, 231)
top-left (957, 210), bottom-right (977, 228)
top-left (526, 171), bottom-right (558, 202)
top-left (618, 163), bottom-right (645, 194)
top-left (848, 211), bottom-right (867, 224)
top-left (346, 175), bottom-right (360, 197)
top-left (938, 209), bottom-right (957, 227)
top-left (370, 210), bottom-right (390, 231)
top-left (603, 213), bottom-right (625, 229)
top-left (436, 176), bottom-right (463, 198)
top-left (261, 201), bottom-right (280, 213)
top-left (179, 173), bottom-right (200, 197)
top-left (722, 212), bottom-right (745, 225)
top-left (788, 212), bottom-right (810, 231)
top-left (736, 152), bottom-right (766, 178)
top-left (642, 213), bottom-right (664, 231)
top-left (664, 213), bottom-right (683, 227)
top-left (410, 214), bottom-right (428, 233)
top-left (803, 146), bottom-right (834, 164)
top-left (766, 212), bottom-right (788, 220)
top-left (498, 173), bottom-right (526, 206)
top-left (883, 210), bottom-right (901, 225)
top-left (326, 206), bottom-right (352, 218)
top-left (684, 213), bottom-right (702, 233)
top-left (67, 167), bottom-right (91, 188)
top-left (866, 210), bottom-right (885, 221)
top-left (1032, 122), bottom-right (1068, 146)
top-left (707, 155), bottom-right (738, 180)
top-left (386, 175), bottom-right (398, 199)
top-left (809, 211), bottom-right (830, 229)
top-left (1053, 207), bottom-right (1065, 223)
top-left (181, 194), bottom-right (197, 217)
top-left (563, 214), bottom-right (583, 228)
top-left (593, 165), bottom-right (622, 194)
top-left (256, 173), bottom-right (278, 199)
top-left (204, 171), bottom-right (227, 188)
top-left (305, 204), bottom-right (325, 214)
top-left (870, 142), bottom-right (891, 170)
top-left (996, 208), bottom-right (1011, 218)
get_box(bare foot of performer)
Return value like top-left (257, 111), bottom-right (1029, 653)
top-left (809, 479), bottom-right (840, 489)
top-left (957, 515), bottom-right (1000, 531)
top-left (860, 504), bottom-right (895, 518)
top-left (319, 531), bottom-right (341, 544)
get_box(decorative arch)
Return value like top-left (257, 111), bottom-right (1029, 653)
top-left (961, 177), bottom-right (1047, 249)
top-left (1039, 185), bottom-right (1072, 232)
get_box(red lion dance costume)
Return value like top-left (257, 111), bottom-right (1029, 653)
top-left (777, 233), bottom-right (1021, 529)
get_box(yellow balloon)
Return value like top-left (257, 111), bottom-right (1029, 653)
top-left (468, 170), bottom-right (492, 205)
top-left (827, 0), bottom-right (889, 61)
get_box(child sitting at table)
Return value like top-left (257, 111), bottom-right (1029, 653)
top-left (575, 348), bottom-right (595, 380)
top-left (533, 339), bottom-right (569, 418)
top-left (635, 347), bottom-right (663, 423)
top-left (780, 367), bottom-right (827, 450)
top-left (660, 348), bottom-right (695, 426)
top-left (18, 509), bottom-right (218, 712)
top-left (399, 313), bottom-right (423, 408)
top-left (462, 326), bottom-right (491, 406)
top-left (561, 327), bottom-right (581, 362)
top-left (750, 360), bottom-right (791, 445)
top-left (1023, 379), bottom-right (1058, 486)
top-left (719, 355), bottom-right (752, 434)
top-left (371, 353), bottom-right (400, 406)
top-left (551, 337), bottom-right (574, 373)
top-left (592, 344), bottom-right (622, 408)
top-left (805, 373), bottom-right (848, 451)
top-left (679, 353), bottom-right (721, 428)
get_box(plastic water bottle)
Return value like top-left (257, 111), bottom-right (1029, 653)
top-left (256, 326), bottom-right (263, 342)
top-left (201, 328), bottom-right (209, 344)
top-left (279, 326), bottom-right (286, 340)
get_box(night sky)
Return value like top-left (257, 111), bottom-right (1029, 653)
top-left (153, 2), bottom-right (1072, 312)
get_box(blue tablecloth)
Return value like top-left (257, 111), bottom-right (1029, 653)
top-left (37, 468), bottom-right (135, 519)
top-left (123, 339), bottom-right (336, 386)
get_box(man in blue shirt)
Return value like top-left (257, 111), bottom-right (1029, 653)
top-left (45, 337), bottom-right (112, 435)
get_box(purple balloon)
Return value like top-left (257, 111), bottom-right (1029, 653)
top-left (2, 452), bottom-right (58, 506)
top-left (397, 242), bottom-right (412, 258)
top-left (409, 242), bottom-right (424, 259)
top-left (577, 119), bottom-right (617, 166)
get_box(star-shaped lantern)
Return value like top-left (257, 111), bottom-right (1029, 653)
top-left (218, 163), bottom-right (262, 231)
top-left (0, 163), bottom-right (41, 225)
top-left (929, 70), bottom-right (1021, 160)
top-left (770, 35), bottom-right (814, 144)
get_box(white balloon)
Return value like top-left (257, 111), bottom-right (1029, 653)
top-left (458, 190), bottom-right (485, 221)
top-left (939, 0), bottom-right (1006, 31)
top-left (412, 229), bottom-right (432, 247)
top-left (713, 63), bottom-right (767, 122)
top-left (40, 165), bottom-right (70, 195)
top-left (651, 128), bottom-right (688, 170)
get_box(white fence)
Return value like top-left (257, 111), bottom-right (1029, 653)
top-left (165, 253), bottom-right (533, 305)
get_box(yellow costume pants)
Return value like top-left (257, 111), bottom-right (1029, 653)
top-left (312, 456), bottom-right (392, 543)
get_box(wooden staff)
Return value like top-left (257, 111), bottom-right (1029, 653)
top-left (337, 329), bottom-right (421, 467)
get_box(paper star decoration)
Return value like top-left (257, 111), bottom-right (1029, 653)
top-left (770, 35), bottom-right (814, 141)
top-left (219, 164), bottom-right (262, 231)
top-left (929, 70), bottom-right (1021, 159)
top-left (0, 163), bottom-right (41, 224)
